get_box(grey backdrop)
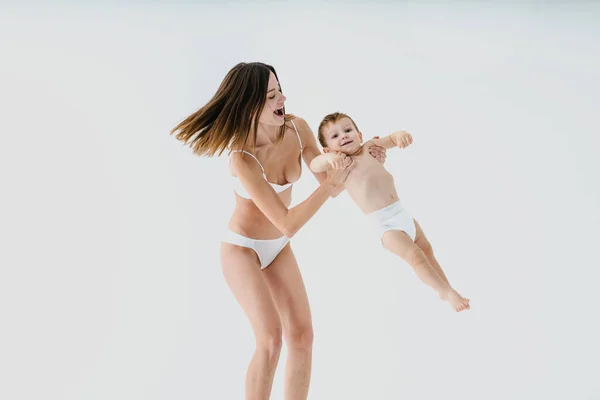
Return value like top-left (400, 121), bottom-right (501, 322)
top-left (1, 3), bottom-right (599, 399)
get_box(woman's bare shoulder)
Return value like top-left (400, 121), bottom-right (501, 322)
top-left (288, 115), bottom-right (314, 144)
top-left (229, 151), bottom-right (263, 177)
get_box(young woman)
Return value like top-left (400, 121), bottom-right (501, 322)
top-left (171, 62), bottom-right (386, 399)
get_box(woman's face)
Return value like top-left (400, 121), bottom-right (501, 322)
top-left (259, 71), bottom-right (287, 126)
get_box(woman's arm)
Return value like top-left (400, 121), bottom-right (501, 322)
top-left (294, 117), bottom-right (328, 184)
top-left (231, 152), bottom-right (351, 238)
top-left (295, 117), bottom-right (349, 197)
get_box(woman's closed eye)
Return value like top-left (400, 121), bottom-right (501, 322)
top-left (267, 86), bottom-right (282, 100)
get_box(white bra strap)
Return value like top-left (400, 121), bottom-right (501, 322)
top-left (230, 150), bottom-right (265, 173)
top-left (290, 119), bottom-right (303, 151)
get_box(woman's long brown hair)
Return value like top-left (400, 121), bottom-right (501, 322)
top-left (170, 62), bottom-right (292, 157)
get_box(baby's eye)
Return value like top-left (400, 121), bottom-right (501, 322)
top-left (345, 128), bottom-right (351, 132)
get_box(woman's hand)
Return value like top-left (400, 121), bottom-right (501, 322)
top-left (325, 156), bottom-right (354, 187)
top-left (368, 136), bottom-right (387, 164)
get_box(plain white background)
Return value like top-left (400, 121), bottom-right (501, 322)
top-left (1, 3), bottom-right (599, 399)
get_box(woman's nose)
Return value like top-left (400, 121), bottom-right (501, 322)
top-left (280, 93), bottom-right (287, 102)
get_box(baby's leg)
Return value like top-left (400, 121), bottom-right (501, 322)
top-left (413, 220), bottom-right (470, 311)
top-left (381, 230), bottom-right (469, 312)
top-left (413, 219), bottom-right (450, 286)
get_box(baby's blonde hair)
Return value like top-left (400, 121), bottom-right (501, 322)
top-left (317, 112), bottom-right (360, 148)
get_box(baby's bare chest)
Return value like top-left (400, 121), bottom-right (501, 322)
top-left (347, 153), bottom-right (389, 183)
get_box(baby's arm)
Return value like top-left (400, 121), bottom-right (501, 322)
top-left (310, 153), bottom-right (347, 198)
top-left (367, 130), bottom-right (413, 150)
top-left (310, 153), bottom-right (344, 173)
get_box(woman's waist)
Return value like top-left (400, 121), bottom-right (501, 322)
top-left (227, 204), bottom-right (287, 239)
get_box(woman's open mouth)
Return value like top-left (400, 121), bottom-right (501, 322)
top-left (274, 107), bottom-right (284, 118)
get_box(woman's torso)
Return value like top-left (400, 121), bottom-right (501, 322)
top-left (228, 120), bottom-right (303, 239)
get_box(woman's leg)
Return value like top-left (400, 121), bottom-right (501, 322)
top-left (262, 244), bottom-right (313, 400)
top-left (381, 230), bottom-right (470, 312)
top-left (221, 243), bottom-right (283, 400)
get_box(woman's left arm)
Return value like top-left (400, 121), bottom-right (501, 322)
top-left (294, 117), bottom-right (329, 185)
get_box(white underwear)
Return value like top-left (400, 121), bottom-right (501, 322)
top-left (222, 230), bottom-right (290, 269)
top-left (366, 200), bottom-right (416, 242)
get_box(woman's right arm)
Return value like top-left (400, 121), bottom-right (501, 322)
top-left (231, 153), bottom-right (352, 238)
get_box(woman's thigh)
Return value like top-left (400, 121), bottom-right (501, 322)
top-left (262, 244), bottom-right (312, 340)
top-left (221, 243), bottom-right (282, 339)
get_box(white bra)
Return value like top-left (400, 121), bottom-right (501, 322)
top-left (230, 119), bottom-right (303, 199)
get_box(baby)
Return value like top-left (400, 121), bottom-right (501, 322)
top-left (311, 112), bottom-right (470, 312)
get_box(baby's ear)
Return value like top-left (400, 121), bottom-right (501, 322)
top-left (359, 131), bottom-right (363, 142)
top-left (323, 147), bottom-right (330, 153)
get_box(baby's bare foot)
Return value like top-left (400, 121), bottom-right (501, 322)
top-left (440, 288), bottom-right (470, 312)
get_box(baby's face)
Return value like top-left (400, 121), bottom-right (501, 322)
top-left (322, 117), bottom-right (363, 155)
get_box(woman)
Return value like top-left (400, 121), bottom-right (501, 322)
top-left (171, 62), bottom-right (386, 399)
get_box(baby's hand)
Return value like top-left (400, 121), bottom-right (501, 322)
top-left (394, 131), bottom-right (413, 149)
top-left (326, 152), bottom-right (347, 169)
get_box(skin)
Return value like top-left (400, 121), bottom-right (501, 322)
top-left (221, 73), bottom-right (387, 399)
top-left (310, 118), bottom-right (470, 312)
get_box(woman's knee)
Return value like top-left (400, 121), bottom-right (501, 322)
top-left (285, 325), bottom-right (314, 350)
top-left (256, 325), bottom-right (283, 356)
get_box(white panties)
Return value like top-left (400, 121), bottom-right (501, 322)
top-left (222, 230), bottom-right (290, 269)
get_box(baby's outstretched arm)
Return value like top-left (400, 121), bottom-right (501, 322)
top-left (367, 130), bottom-right (413, 150)
top-left (310, 153), bottom-right (349, 197)
top-left (310, 153), bottom-right (345, 173)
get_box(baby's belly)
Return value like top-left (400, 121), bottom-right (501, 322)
top-left (346, 171), bottom-right (399, 214)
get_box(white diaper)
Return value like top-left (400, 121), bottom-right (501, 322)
top-left (366, 201), bottom-right (416, 242)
